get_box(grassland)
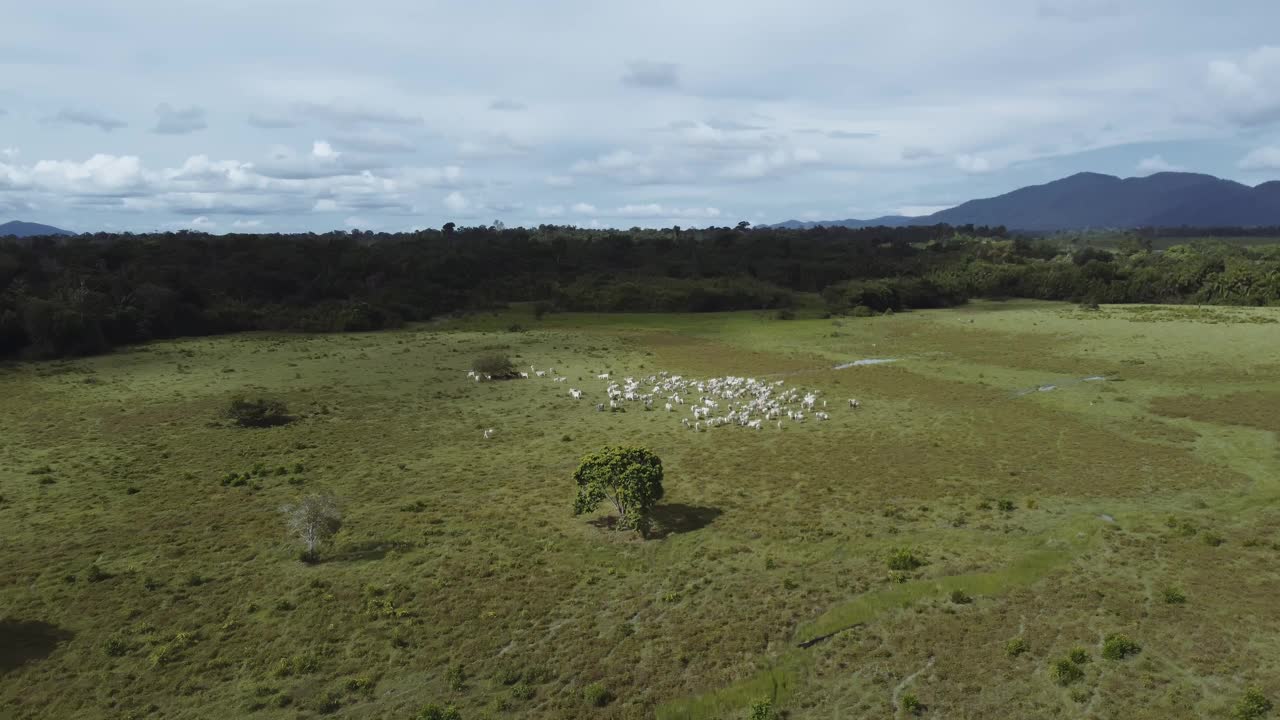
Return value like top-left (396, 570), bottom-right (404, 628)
top-left (2, 301), bottom-right (1278, 719)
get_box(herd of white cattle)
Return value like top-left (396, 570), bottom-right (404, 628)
top-left (469, 365), bottom-right (860, 436)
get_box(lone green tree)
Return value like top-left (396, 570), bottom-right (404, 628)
top-left (281, 494), bottom-right (343, 562)
top-left (573, 446), bottom-right (664, 535)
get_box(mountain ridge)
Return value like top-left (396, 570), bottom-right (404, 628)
top-left (0, 220), bottom-right (76, 238)
top-left (773, 172), bottom-right (1280, 231)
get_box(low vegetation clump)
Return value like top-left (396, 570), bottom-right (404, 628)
top-left (901, 693), bottom-right (922, 715)
top-left (1233, 687), bottom-right (1273, 720)
top-left (582, 682), bottom-right (612, 707)
top-left (1051, 657), bottom-right (1085, 686)
top-left (887, 548), bottom-right (926, 571)
top-left (1068, 647), bottom-right (1091, 665)
top-left (748, 698), bottom-right (778, 719)
top-left (1162, 587), bottom-right (1188, 604)
top-left (417, 705), bottom-right (462, 720)
top-left (471, 353), bottom-right (518, 379)
top-left (225, 397), bottom-right (292, 428)
top-left (1006, 637), bottom-right (1030, 657)
top-left (1101, 633), bottom-right (1141, 660)
top-left (950, 589), bottom-right (973, 605)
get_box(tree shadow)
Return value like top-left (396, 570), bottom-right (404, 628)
top-left (329, 539), bottom-right (415, 562)
top-left (0, 620), bottom-right (74, 673)
top-left (647, 504), bottom-right (723, 539)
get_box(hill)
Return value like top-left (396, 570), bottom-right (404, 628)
top-left (0, 220), bottom-right (75, 238)
top-left (774, 171), bottom-right (1280, 231)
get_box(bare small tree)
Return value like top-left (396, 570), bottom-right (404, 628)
top-left (280, 494), bottom-right (342, 562)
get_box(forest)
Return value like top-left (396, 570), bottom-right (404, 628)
top-left (2, 223), bottom-right (1279, 359)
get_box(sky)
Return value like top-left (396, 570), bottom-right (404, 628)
top-left (2, 0), bottom-right (1280, 233)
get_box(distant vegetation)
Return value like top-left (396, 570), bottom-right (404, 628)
top-left (2, 223), bottom-right (1279, 359)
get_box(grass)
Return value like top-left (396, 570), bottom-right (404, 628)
top-left (1, 300), bottom-right (1279, 718)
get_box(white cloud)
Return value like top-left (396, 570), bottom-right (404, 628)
top-left (232, 219), bottom-right (262, 229)
top-left (1206, 46), bottom-right (1280, 125)
top-left (544, 174), bottom-right (573, 187)
top-left (535, 204), bottom-right (564, 217)
top-left (570, 202), bottom-right (597, 214)
top-left (955, 154), bottom-right (993, 173)
top-left (443, 191), bottom-right (470, 213)
top-left (165, 215), bottom-right (216, 230)
top-left (312, 141), bottom-right (338, 159)
top-left (458, 134), bottom-right (529, 158)
top-left (1136, 154), bottom-right (1183, 173)
top-left (153, 104), bottom-right (207, 135)
top-left (344, 216), bottom-right (368, 228)
top-left (1238, 146), bottom-right (1280, 170)
top-left (313, 199), bottom-right (340, 212)
top-left (1, 147), bottom-right (18, 159)
top-left (721, 148), bottom-right (821, 179)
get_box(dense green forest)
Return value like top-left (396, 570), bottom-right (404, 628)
top-left (2, 223), bottom-right (1279, 359)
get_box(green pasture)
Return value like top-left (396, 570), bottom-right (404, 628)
top-left (1, 301), bottom-right (1277, 719)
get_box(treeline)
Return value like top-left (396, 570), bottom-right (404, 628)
top-left (1, 223), bottom-right (1278, 359)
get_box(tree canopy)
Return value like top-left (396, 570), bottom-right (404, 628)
top-left (573, 446), bottom-right (665, 535)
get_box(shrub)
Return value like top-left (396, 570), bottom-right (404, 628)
top-left (447, 662), bottom-right (466, 691)
top-left (1233, 687), bottom-right (1273, 720)
top-left (496, 666), bottom-right (522, 685)
top-left (901, 693), bottom-right (922, 715)
top-left (749, 698), bottom-right (778, 719)
top-left (1162, 587), bottom-right (1187, 604)
top-left (1051, 658), bottom-right (1084, 686)
top-left (1006, 637), bottom-right (1029, 657)
top-left (85, 564), bottom-right (111, 583)
top-left (950, 589), bottom-right (973, 605)
top-left (583, 682), bottom-right (612, 707)
top-left (470, 353), bottom-right (517, 379)
top-left (996, 499), bottom-right (1015, 512)
top-left (850, 305), bottom-right (875, 317)
top-left (418, 705), bottom-right (462, 720)
top-left (774, 309), bottom-right (796, 320)
top-left (509, 683), bottom-right (534, 701)
top-left (1068, 647), bottom-right (1091, 665)
top-left (887, 548), bottom-right (925, 571)
top-left (226, 397), bottom-right (292, 428)
top-left (1202, 531), bottom-right (1225, 547)
top-left (103, 635), bottom-right (130, 657)
top-left (1101, 633), bottom-right (1140, 660)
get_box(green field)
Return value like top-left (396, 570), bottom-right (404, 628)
top-left (2, 301), bottom-right (1278, 719)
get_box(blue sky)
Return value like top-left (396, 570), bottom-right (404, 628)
top-left (2, 0), bottom-right (1280, 232)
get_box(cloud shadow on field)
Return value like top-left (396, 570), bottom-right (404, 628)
top-left (648, 503), bottom-right (723, 539)
top-left (0, 619), bottom-right (74, 673)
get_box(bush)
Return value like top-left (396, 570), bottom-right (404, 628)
top-left (749, 698), bottom-right (778, 719)
top-left (901, 693), bottom-right (922, 715)
top-left (950, 589), bottom-right (973, 605)
top-left (103, 635), bottom-right (130, 657)
top-left (226, 397), bottom-right (292, 428)
top-left (509, 683), bottom-right (534, 701)
top-left (418, 705), bottom-right (462, 720)
top-left (471, 353), bottom-right (517, 379)
top-left (850, 305), bottom-right (875, 317)
top-left (447, 662), bottom-right (466, 691)
top-left (996, 499), bottom-right (1015, 512)
top-left (887, 548), bottom-right (925, 571)
top-left (1162, 587), bottom-right (1187, 604)
top-left (1051, 658), bottom-right (1084, 686)
top-left (1068, 647), bottom-right (1090, 665)
top-left (1006, 637), bottom-right (1029, 657)
top-left (1101, 633), bottom-right (1140, 660)
top-left (774, 309), bottom-right (796, 320)
top-left (583, 682), bottom-right (612, 707)
top-left (1233, 687), bottom-right (1273, 720)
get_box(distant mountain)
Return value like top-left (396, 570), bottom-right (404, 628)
top-left (772, 172), bottom-right (1280, 231)
top-left (0, 220), bottom-right (76, 238)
